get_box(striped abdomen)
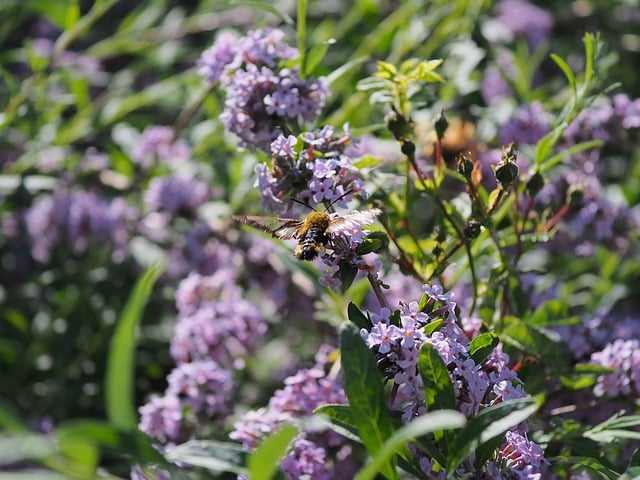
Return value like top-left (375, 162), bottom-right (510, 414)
top-left (294, 226), bottom-right (328, 260)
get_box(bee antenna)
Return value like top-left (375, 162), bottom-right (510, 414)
top-left (325, 188), bottom-right (355, 211)
top-left (290, 196), bottom-right (317, 211)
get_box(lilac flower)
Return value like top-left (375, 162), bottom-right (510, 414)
top-left (361, 284), bottom-right (544, 475)
top-left (144, 175), bottom-right (210, 216)
top-left (132, 126), bottom-right (191, 168)
top-left (591, 339), bottom-right (640, 398)
top-left (280, 438), bottom-right (330, 479)
top-left (494, 0), bottom-right (554, 50)
top-left (170, 299), bottom-right (264, 367)
top-left (257, 127), bottom-right (366, 214)
top-left (166, 359), bottom-right (234, 417)
top-left (138, 394), bottom-right (195, 446)
top-left (499, 431), bottom-right (549, 469)
top-left (24, 189), bottom-right (133, 263)
top-left (197, 31), bottom-right (238, 83)
top-left (199, 28), bottom-right (328, 150)
top-left (500, 102), bottom-right (552, 146)
top-left (230, 347), bottom-right (357, 480)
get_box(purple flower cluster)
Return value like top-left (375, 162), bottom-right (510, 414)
top-left (256, 126), bottom-right (366, 213)
top-left (562, 94), bottom-right (640, 174)
top-left (198, 28), bottom-right (329, 150)
top-left (170, 270), bottom-right (266, 366)
top-left (361, 284), bottom-right (547, 477)
top-left (139, 271), bottom-right (266, 447)
top-left (23, 189), bottom-right (134, 263)
top-left (230, 345), bottom-right (358, 480)
top-left (590, 339), bottom-right (640, 398)
top-left (132, 125), bottom-right (191, 168)
top-left (500, 102), bottom-right (552, 146)
top-left (144, 175), bottom-right (210, 217)
top-left (536, 170), bottom-right (638, 255)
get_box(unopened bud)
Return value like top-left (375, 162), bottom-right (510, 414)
top-left (464, 221), bottom-right (481, 239)
top-left (567, 185), bottom-right (584, 209)
top-left (435, 110), bottom-right (449, 140)
top-left (385, 107), bottom-right (413, 142)
top-left (457, 155), bottom-right (474, 180)
top-left (526, 171), bottom-right (545, 197)
top-left (401, 140), bottom-right (416, 157)
top-left (495, 144), bottom-right (519, 188)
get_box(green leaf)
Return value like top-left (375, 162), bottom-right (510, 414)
top-left (418, 343), bottom-right (456, 412)
top-left (166, 440), bottom-right (248, 476)
top-left (105, 262), bottom-right (164, 430)
top-left (502, 321), bottom-right (571, 375)
top-left (315, 404), bottom-right (362, 443)
top-left (340, 323), bottom-right (398, 480)
top-left (468, 333), bottom-right (499, 365)
top-left (304, 39), bottom-right (335, 76)
top-left (327, 56), bottom-right (369, 87)
top-left (249, 424), bottom-right (298, 480)
top-left (550, 53), bottom-right (576, 95)
top-left (447, 397), bottom-right (538, 472)
top-left (423, 319), bottom-right (443, 335)
top-left (347, 302), bottom-right (371, 330)
top-left (620, 467), bottom-right (640, 480)
top-left (355, 410), bottom-right (465, 480)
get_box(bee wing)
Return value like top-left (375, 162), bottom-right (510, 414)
top-left (325, 208), bottom-right (382, 236)
top-left (232, 215), bottom-right (303, 239)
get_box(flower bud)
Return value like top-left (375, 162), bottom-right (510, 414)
top-left (385, 107), bottom-right (413, 142)
top-left (457, 154), bottom-right (474, 180)
top-left (526, 171), bottom-right (545, 197)
top-left (435, 110), bottom-right (449, 140)
top-left (464, 220), bottom-right (481, 239)
top-left (495, 144), bottom-right (519, 188)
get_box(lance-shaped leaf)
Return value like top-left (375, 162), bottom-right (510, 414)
top-left (447, 397), bottom-right (538, 472)
top-left (340, 323), bottom-right (398, 480)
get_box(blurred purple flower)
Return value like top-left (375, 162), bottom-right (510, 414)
top-left (144, 175), bottom-right (210, 216)
top-left (230, 346), bottom-right (357, 479)
top-left (24, 190), bottom-right (134, 263)
top-left (132, 126), bottom-right (191, 168)
top-left (494, 0), bottom-right (554, 50)
top-left (500, 102), bottom-right (552, 145)
top-left (170, 272), bottom-right (266, 367)
top-left (197, 31), bottom-right (239, 83)
top-left (138, 394), bottom-right (195, 445)
top-left (591, 339), bottom-right (640, 398)
top-left (166, 359), bottom-right (235, 417)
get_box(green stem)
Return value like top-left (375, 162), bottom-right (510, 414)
top-left (297, 0), bottom-right (308, 76)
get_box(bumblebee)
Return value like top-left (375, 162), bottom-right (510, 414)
top-left (233, 208), bottom-right (381, 260)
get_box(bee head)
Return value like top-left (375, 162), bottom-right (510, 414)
top-left (304, 211), bottom-right (331, 230)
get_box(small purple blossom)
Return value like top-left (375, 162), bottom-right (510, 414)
top-left (499, 431), bottom-right (549, 469)
top-left (361, 284), bottom-right (542, 475)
